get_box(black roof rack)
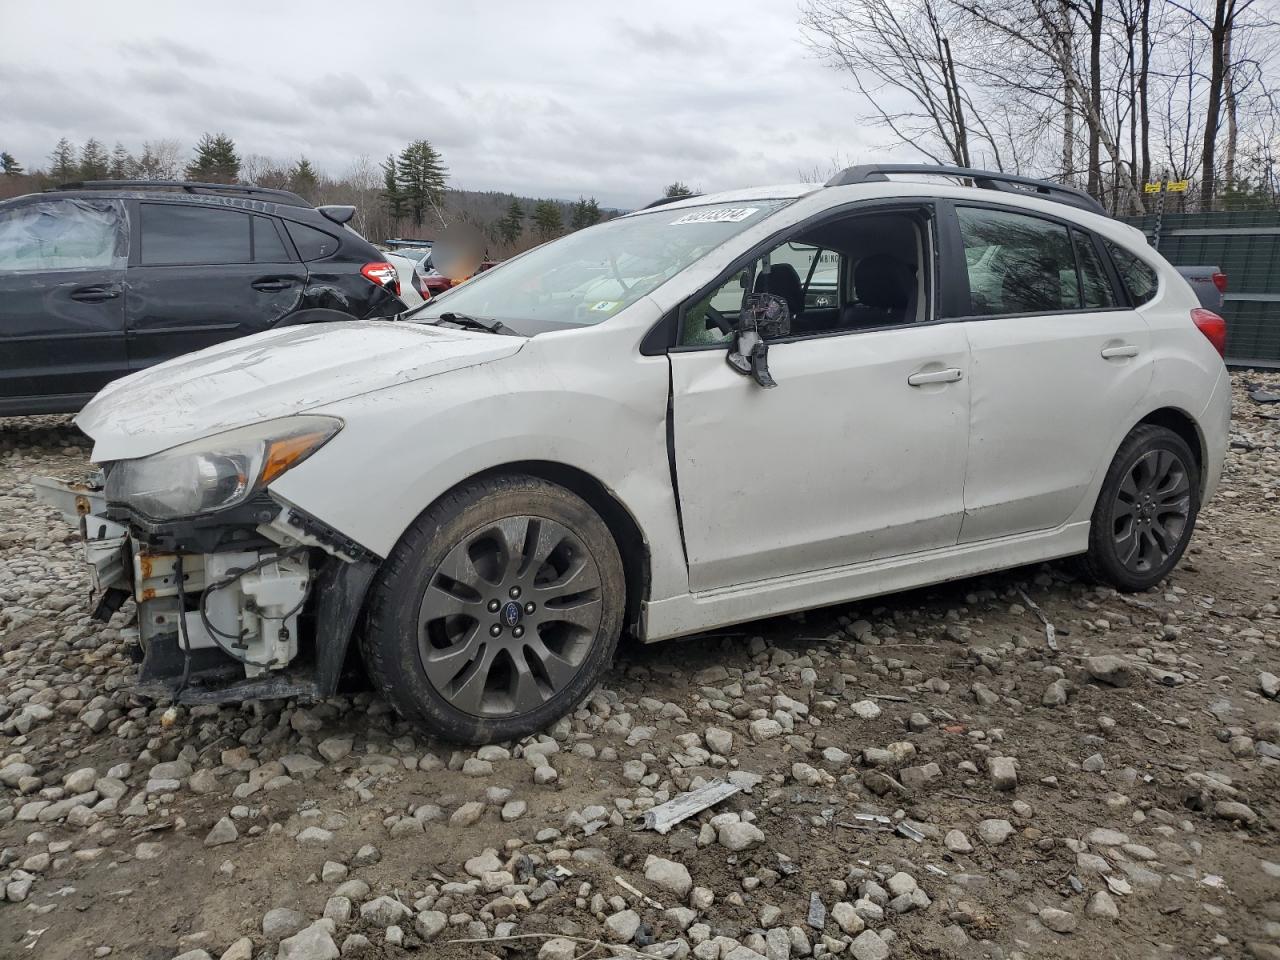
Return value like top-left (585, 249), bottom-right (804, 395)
top-left (825, 164), bottom-right (1105, 215)
top-left (49, 179), bottom-right (311, 208)
top-left (641, 193), bottom-right (702, 210)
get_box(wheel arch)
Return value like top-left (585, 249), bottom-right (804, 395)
top-left (1134, 406), bottom-right (1205, 491)
top-left (465, 460), bottom-right (651, 637)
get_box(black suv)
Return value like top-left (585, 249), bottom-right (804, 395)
top-left (0, 180), bottom-right (405, 416)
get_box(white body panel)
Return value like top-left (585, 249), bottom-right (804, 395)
top-left (74, 179), bottom-right (1231, 648)
top-left (670, 324), bottom-right (970, 591)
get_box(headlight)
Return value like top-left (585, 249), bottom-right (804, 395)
top-left (105, 416), bottom-right (341, 520)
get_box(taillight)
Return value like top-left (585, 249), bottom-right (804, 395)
top-left (361, 262), bottom-right (400, 297)
top-left (1212, 271), bottom-right (1227, 293)
top-left (1191, 308), bottom-right (1227, 357)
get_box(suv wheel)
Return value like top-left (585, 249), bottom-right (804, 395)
top-left (1080, 425), bottom-right (1200, 592)
top-left (362, 474), bottom-right (625, 744)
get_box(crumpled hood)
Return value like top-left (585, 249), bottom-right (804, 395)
top-left (78, 321), bottom-right (524, 461)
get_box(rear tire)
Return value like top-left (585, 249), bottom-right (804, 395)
top-left (362, 474), bottom-right (625, 744)
top-left (1080, 425), bottom-right (1200, 592)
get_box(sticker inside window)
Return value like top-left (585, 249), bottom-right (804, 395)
top-left (670, 207), bottom-right (759, 225)
top-left (590, 301), bottom-right (620, 312)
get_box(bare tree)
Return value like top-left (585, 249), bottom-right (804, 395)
top-left (800, 0), bottom-right (984, 166)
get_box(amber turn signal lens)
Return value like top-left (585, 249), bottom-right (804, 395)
top-left (260, 431), bottom-right (333, 487)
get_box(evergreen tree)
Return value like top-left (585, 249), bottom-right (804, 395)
top-left (109, 142), bottom-right (134, 179)
top-left (50, 138), bottom-right (78, 182)
top-left (79, 139), bottom-right (110, 180)
top-left (0, 152), bottom-right (23, 176)
top-left (532, 199), bottom-right (563, 240)
top-left (186, 132), bottom-right (240, 183)
top-left (290, 157), bottom-right (319, 196)
top-left (664, 181), bottom-right (695, 198)
top-left (381, 153), bottom-right (406, 222)
top-left (396, 139), bottom-right (448, 228)
top-left (570, 196), bottom-right (602, 230)
top-left (498, 198), bottom-right (525, 245)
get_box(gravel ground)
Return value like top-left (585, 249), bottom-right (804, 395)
top-left (2, 372), bottom-right (1279, 960)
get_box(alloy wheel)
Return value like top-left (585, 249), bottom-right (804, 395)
top-left (416, 515), bottom-right (603, 717)
top-left (1112, 448), bottom-right (1191, 574)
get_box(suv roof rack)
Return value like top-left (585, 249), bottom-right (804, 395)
top-left (50, 179), bottom-right (311, 208)
top-left (825, 164), bottom-right (1105, 215)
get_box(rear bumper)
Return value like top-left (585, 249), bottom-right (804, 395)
top-left (1199, 366), bottom-right (1231, 502)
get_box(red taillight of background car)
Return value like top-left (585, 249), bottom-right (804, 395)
top-left (1191, 308), bottom-right (1227, 357)
top-left (1212, 271), bottom-right (1228, 293)
top-left (361, 262), bottom-right (400, 297)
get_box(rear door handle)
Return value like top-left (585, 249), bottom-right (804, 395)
top-left (1101, 344), bottom-right (1139, 359)
top-left (907, 367), bottom-right (963, 386)
top-left (69, 285), bottom-right (120, 303)
top-left (252, 279), bottom-right (293, 292)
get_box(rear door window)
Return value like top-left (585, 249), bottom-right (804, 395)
top-left (253, 217), bottom-right (291, 262)
top-left (0, 198), bottom-right (128, 273)
top-left (956, 207), bottom-right (1081, 316)
top-left (284, 221), bottom-right (339, 260)
top-left (1073, 229), bottom-right (1117, 308)
top-left (141, 204), bottom-right (251, 265)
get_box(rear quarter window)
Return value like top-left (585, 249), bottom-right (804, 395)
top-left (1106, 241), bottom-right (1159, 305)
top-left (284, 221), bottom-right (340, 261)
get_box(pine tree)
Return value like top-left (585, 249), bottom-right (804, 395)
top-left (381, 154), bottom-right (406, 222)
top-left (570, 196), bottom-right (602, 230)
top-left (0, 152), bottom-right (23, 176)
top-left (109, 142), bottom-right (134, 179)
top-left (498, 198), bottom-right (525, 245)
top-left (186, 133), bottom-right (240, 183)
top-left (78, 139), bottom-right (110, 180)
top-left (664, 181), bottom-right (695, 198)
top-left (532, 200), bottom-right (563, 240)
top-left (50, 138), bottom-right (77, 182)
top-left (396, 139), bottom-right (448, 228)
top-left (290, 157), bottom-right (319, 196)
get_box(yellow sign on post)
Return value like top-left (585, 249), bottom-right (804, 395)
top-left (1144, 182), bottom-right (1163, 193)
top-left (1167, 180), bottom-right (1190, 193)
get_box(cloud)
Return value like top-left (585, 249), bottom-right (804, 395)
top-left (0, 0), bottom-right (900, 208)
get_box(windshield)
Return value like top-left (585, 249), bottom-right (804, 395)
top-left (408, 199), bottom-right (792, 335)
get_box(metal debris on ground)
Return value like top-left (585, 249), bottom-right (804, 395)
top-left (895, 821), bottom-right (925, 843)
top-left (1017, 587), bottom-right (1057, 651)
top-left (639, 778), bottom-right (742, 833)
top-left (836, 814), bottom-right (893, 832)
top-left (616, 876), bottom-right (663, 910)
top-left (1249, 388), bottom-right (1280, 404)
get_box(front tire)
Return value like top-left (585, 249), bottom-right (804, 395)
top-left (362, 474), bottom-right (625, 744)
top-left (1081, 425), bottom-right (1200, 592)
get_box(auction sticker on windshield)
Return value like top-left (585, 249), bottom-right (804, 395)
top-left (670, 207), bottom-right (759, 225)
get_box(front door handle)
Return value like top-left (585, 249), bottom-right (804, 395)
top-left (1101, 344), bottom-right (1139, 360)
top-left (70, 285), bottom-right (120, 303)
top-left (252, 278), bottom-right (293, 292)
top-left (907, 367), bottom-right (963, 386)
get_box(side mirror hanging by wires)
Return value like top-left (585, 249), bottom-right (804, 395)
top-left (727, 292), bottom-right (790, 388)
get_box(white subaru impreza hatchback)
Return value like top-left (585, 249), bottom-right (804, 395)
top-left (42, 165), bottom-right (1230, 743)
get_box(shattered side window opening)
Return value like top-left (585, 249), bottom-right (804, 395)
top-left (0, 199), bottom-right (129, 274)
top-left (410, 199), bottom-right (793, 336)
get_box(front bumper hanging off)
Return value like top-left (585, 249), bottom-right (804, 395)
top-left (33, 475), bottom-right (379, 705)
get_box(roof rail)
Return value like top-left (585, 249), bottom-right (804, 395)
top-left (641, 193), bottom-right (702, 210)
top-left (825, 164), bottom-right (1105, 215)
top-left (50, 180), bottom-right (311, 208)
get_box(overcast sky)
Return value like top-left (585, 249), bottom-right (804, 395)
top-left (0, 1), bottom-right (907, 208)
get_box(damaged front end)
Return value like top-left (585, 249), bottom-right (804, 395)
top-left (33, 420), bottom-right (380, 705)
